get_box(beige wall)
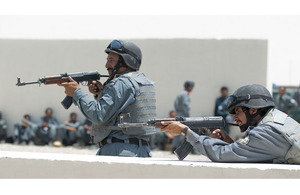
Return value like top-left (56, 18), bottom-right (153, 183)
top-left (0, 39), bottom-right (267, 135)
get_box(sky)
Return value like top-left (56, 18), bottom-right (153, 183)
top-left (1, 1), bottom-right (300, 89)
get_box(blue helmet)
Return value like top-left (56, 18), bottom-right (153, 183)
top-left (227, 84), bottom-right (275, 114)
top-left (184, 81), bottom-right (195, 89)
top-left (105, 40), bottom-right (142, 70)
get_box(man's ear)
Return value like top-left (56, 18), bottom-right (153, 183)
top-left (249, 108), bottom-right (258, 115)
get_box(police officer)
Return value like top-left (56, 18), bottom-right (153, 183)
top-left (0, 112), bottom-right (8, 142)
top-left (62, 112), bottom-right (82, 146)
top-left (14, 114), bottom-right (38, 144)
top-left (37, 108), bottom-right (64, 146)
top-left (59, 40), bottom-right (156, 157)
top-left (275, 86), bottom-right (298, 114)
top-left (174, 81), bottom-right (194, 117)
top-left (214, 86), bottom-right (230, 133)
top-left (161, 84), bottom-right (300, 164)
top-left (172, 81), bottom-right (194, 152)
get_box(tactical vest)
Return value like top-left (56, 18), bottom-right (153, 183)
top-left (259, 108), bottom-right (300, 164)
top-left (91, 72), bottom-right (156, 143)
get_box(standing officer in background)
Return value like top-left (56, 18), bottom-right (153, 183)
top-left (162, 84), bottom-right (300, 164)
top-left (59, 40), bottom-right (156, 157)
top-left (275, 86), bottom-right (298, 114)
top-left (174, 81), bottom-right (194, 117)
top-left (293, 85), bottom-right (300, 105)
top-left (214, 86), bottom-right (230, 133)
top-left (0, 112), bottom-right (8, 142)
top-left (172, 81), bottom-right (194, 152)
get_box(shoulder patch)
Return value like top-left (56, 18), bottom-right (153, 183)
top-left (237, 136), bottom-right (250, 145)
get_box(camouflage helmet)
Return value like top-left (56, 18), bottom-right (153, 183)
top-left (227, 84), bottom-right (275, 114)
top-left (105, 40), bottom-right (142, 70)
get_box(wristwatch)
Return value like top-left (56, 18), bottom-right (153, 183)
top-left (180, 126), bottom-right (189, 137)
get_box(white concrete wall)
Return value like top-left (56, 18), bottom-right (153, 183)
top-left (0, 39), bottom-right (267, 136)
top-left (0, 151), bottom-right (299, 178)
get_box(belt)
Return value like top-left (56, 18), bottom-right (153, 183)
top-left (98, 137), bottom-right (149, 147)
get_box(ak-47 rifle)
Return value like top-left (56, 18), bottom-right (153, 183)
top-left (118, 116), bottom-right (234, 160)
top-left (16, 71), bottom-right (109, 109)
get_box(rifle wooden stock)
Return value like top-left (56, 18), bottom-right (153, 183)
top-left (44, 76), bottom-right (70, 85)
top-left (16, 71), bottom-right (109, 109)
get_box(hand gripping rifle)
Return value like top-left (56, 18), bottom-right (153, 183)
top-left (118, 116), bottom-right (227, 160)
top-left (16, 71), bottom-right (109, 109)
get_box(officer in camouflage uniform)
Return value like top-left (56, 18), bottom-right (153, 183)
top-left (162, 84), bottom-right (300, 164)
top-left (59, 40), bottom-right (156, 157)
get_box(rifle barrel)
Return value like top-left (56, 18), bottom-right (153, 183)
top-left (118, 122), bottom-right (150, 128)
top-left (16, 78), bottom-right (40, 86)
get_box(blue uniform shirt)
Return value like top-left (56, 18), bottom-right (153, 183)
top-left (73, 78), bottom-right (135, 126)
top-left (72, 71), bottom-right (154, 157)
top-left (187, 125), bottom-right (291, 163)
top-left (72, 71), bottom-right (155, 141)
top-left (174, 90), bottom-right (191, 117)
top-left (275, 94), bottom-right (298, 113)
top-left (214, 96), bottom-right (228, 118)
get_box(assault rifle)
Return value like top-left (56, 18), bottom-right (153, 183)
top-left (16, 71), bottom-right (109, 109)
top-left (118, 116), bottom-right (231, 160)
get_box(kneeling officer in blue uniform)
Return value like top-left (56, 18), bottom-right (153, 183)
top-left (59, 40), bottom-right (156, 157)
top-left (162, 84), bottom-right (300, 164)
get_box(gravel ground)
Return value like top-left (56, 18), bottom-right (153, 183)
top-left (0, 143), bottom-right (210, 161)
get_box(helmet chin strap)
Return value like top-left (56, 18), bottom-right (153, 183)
top-left (102, 56), bottom-right (124, 88)
top-left (111, 57), bottom-right (124, 78)
top-left (239, 108), bottom-right (260, 132)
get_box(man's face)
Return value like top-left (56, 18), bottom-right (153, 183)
top-left (186, 85), bottom-right (194, 92)
top-left (45, 109), bottom-right (52, 118)
top-left (233, 107), bottom-right (247, 127)
top-left (169, 111), bottom-right (176, 118)
top-left (278, 87), bottom-right (285, 97)
top-left (105, 52), bottom-right (120, 76)
top-left (70, 114), bottom-right (77, 122)
top-left (221, 89), bottom-right (228, 97)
